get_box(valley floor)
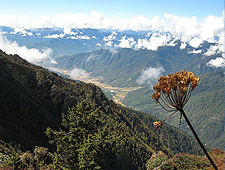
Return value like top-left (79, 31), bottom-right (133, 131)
top-left (49, 67), bottom-right (142, 106)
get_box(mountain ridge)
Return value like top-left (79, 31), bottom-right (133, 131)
top-left (0, 50), bottom-right (205, 169)
top-left (53, 47), bottom-right (224, 150)
top-left (55, 47), bottom-right (222, 87)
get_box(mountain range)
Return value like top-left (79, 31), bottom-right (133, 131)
top-left (0, 50), bottom-right (206, 169)
top-left (1, 26), bottom-right (223, 61)
top-left (0, 26), bottom-right (148, 57)
top-left (51, 47), bottom-right (224, 152)
top-left (0, 26), bottom-right (224, 151)
top-left (0, 25), bottom-right (224, 165)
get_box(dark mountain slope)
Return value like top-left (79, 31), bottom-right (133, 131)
top-left (55, 47), bottom-right (224, 150)
top-left (124, 71), bottom-right (225, 150)
top-left (0, 50), bottom-right (204, 169)
top-left (0, 50), bottom-right (108, 149)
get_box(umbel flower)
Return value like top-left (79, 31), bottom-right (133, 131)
top-left (152, 70), bottom-right (199, 128)
top-left (152, 70), bottom-right (199, 112)
top-left (152, 70), bottom-right (218, 170)
top-left (153, 121), bottom-right (164, 129)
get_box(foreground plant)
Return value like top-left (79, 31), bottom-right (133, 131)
top-left (152, 70), bottom-right (218, 170)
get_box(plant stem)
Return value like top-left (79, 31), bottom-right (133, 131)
top-left (179, 108), bottom-right (218, 170)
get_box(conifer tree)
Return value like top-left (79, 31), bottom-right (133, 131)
top-left (46, 100), bottom-right (118, 169)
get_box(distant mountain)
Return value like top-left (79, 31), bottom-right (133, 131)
top-left (55, 46), bottom-right (221, 87)
top-left (53, 47), bottom-right (224, 150)
top-left (0, 25), bottom-right (223, 160)
top-left (0, 26), bottom-right (147, 57)
top-left (0, 50), bottom-right (204, 169)
top-left (1, 26), bottom-right (222, 62)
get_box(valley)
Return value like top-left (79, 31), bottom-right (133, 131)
top-left (0, 50), bottom-right (205, 169)
top-left (49, 67), bottom-right (143, 106)
top-left (49, 46), bottom-right (224, 151)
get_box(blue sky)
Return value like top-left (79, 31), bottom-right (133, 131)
top-left (0, 0), bottom-right (224, 21)
top-left (0, 0), bottom-right (224, 68)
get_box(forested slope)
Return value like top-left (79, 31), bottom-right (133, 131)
top-left (0, 50), bottom-right (204, 169)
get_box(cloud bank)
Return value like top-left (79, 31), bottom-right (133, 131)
top-left (0, 10), bottom-right (223, 35)
top-left (0, 10), bottom-right (224, 67)
top-left (0, 33), bottom-right (55, 64)
top-left (135, 33), bottom-right (173, 51)
top-left (206, 57), bottom-right (225, 68)
top-left (69, 67), bottom-right (89, 79)
top-left (137, 66), bottom-right (165, 85)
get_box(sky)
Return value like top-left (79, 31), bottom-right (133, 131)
top-left (0, 0), bottom-right (224, 30)
top-left (0, 0), bottom-right (224, 21)
top-left (0, 0), bottom-right (224, 68)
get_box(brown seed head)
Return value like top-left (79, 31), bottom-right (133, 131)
top-left (153, 121), bottom-right (164, 129)
top-left (152, 70), bottom-right (200, 102)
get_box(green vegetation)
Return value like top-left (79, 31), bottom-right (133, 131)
top-left (46, 100), bottom-right (122, 169)
top-left (123, 71), bottom-right (225, 150)
top-left (0, 50), bottom-right (216, 169)
top-left (146, 148), bottom-right (225, 170)
top-left (146, 151), bottom-right (168, 170)
top-left (0, 140), bottom-right (54, 169)
top-left (55, 47), bottom-right (224, 151)
top-left (56, 46), bottom-right (222, 87)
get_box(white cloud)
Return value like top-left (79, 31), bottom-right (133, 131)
top-left (0, 11), bottom-right (165, 31)
top-left (103, 31), bottom-right (117, 41)
top-left (189, 37), bottom-right (203, 48)
top-left (204, 45), bottom-right (220, 56)
top-left (0, 10), bottom-right (223, 34)
top-left (69, 67), bottom-right (89, 79)
top-left (188, 49), bottom-right (202, 54)
top-left (164, 11), bottom-right (224, 48)
top-left (164, 13), bottom-right (199, 37)
top-left (205, 32), bottom-right (225, 68)
top-left (207, 57), bottom-right (225, 68)
top-left (0, 33), bottom-right (55, 64)
top-left (116, 36), bottom-right (136, 48)
top-left (105, 41), bottom-right (113, 47)
top-left (44, 33), bottom-right (65, 39)
top-left (90, 10), bottom-right (111, 29)
top-left (180, 42), bottom-right (187, 49)
top-left (79, 35), bottom-right (91, 40)
top-left (64, 27), bottom-right (72, 34)
top-left (200, 15), bottom-right (224, 40)
top-left (86, 53), bottom-right (97, 62)
top-left (205, 31), bottom-right (225, 68)
top-left (137, 66), bottom-right (165, 85)
top-left (53, 12), bottom-right (91, 29)
top-left (135, 33), bottom-right (171, 51)
top-left (114, 15), bottom-right (165, 31)
top-left (108, 48), bottom-right (118, 55)
top-left (218, 32), bottom-right (225, 56)
top-left (0, 10), bottom-right (224, 55)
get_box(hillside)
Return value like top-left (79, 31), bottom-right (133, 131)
top-left (54, 48), bottom-right (224, 150)
top-left (145, 148), bottom-right (225, 170)
top-left (55, 47), bottom-right (222, 87)
top-left (0, 50), bottom-right (205, 169)
top-left (123, 71), bottom-right (225, 150)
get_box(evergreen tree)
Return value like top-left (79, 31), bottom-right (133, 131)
top-left (46, 100), bottom-right (119, 169)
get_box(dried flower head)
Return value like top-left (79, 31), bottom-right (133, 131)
top-left (153, 121), bottom-right (164, 129)
top-left (152, 70), bottom-right (200, 129)
top-left (152, 70), bottom-right (199, 111)
top-left (152, 71), bottom-right (218, 170)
